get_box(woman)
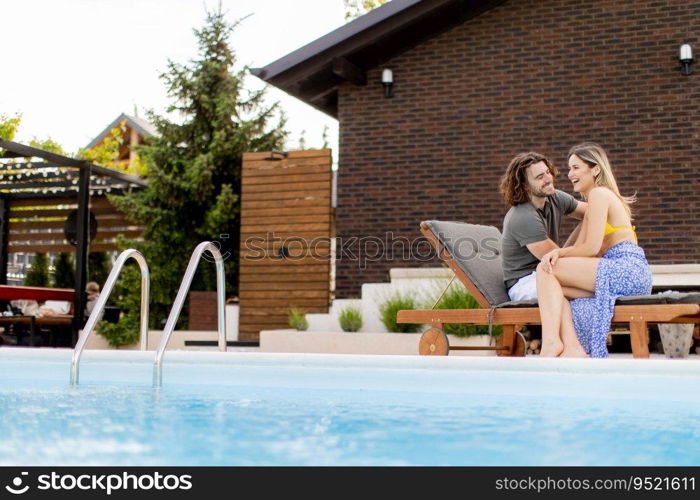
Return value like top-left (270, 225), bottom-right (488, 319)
top-left (537, 143), bottom-right (652, 358)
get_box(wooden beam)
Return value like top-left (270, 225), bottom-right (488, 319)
top-left (72, 165), bottom-right (91, 344)
top-left (0, 197), bottom-right (8, 285)
top-left (7, 242), bottom-right (120, 253)
top-left (0, 139), bottom-right (91, 168)
top-left (397, 304), bottom-right (700, 325)
top-left (332, 57), bottom-right (366, 86)
top-left (630, 319), bottom-right (650, 358)
top-left (10, 197), bottom-right (76, 208)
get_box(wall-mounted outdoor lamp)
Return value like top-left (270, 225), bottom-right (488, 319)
top-left (680, 43), bottom-right (693, 75)
top-left (381, 68), bottom-right (394, 98)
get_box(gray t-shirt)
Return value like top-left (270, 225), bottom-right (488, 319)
top-left (501, 190), bottom-right (578, 288)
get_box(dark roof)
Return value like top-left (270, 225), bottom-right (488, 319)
top-left (85, 112), bottom-right (158, 149)
top-left (250, 0), bottom-right (506, 117)
top-left (0, 139), bottom-right (147, 200)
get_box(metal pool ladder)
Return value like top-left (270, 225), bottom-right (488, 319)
top-left (70, 249), bottom-right (150, 387)
top-left (153, 241), bottom-right (227, 387)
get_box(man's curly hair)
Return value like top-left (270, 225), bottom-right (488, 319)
top-left (499, 152), bottom-right (558, 206)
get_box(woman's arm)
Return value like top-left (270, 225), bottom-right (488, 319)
top-left (562, 223), bottom-right (582, 247)
top-left (558, 188), bottom-right (609, 258)
top-left (540, 189), bottom-right (610, 272)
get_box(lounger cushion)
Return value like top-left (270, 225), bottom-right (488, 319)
top-left (496, 293), bottom-right (700, 308)
top-left (424, 220), bottom-right (511, 305)
top-left (497, 299), bottom-right (539, 308)
top-left (615, 292), bottom-right (700, 305)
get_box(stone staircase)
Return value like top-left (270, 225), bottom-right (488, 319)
top-left (306, 267), bottom-right (456, 333)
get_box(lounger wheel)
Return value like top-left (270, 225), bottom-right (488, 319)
top-left (419, 327), bottom-right (449, 356)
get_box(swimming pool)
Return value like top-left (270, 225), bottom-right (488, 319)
top-left (1, 349), bottom-right (699, 466)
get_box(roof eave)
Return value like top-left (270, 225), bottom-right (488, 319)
top-left (251, 0), bottom-right (507, 117)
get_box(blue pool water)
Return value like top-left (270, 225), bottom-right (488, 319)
top-left (0, 349), bottom-right (699, 465)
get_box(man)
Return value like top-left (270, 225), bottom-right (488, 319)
top-left (499, 152), bottom-right (586, 301)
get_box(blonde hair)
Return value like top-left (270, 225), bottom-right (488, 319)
top-left (86, 281), bottom-right (100, 294)
top-left (567, 142), bottom-right (636, 218)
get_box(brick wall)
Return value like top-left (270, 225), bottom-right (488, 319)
top-left (188, 291), bottom-right (217, 330)
top-left (335, 0), bottom-right (700, 297)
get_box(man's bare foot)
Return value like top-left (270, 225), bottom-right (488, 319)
top-left (560, 346), bottom-right (589, 358)
top-left (539, 340), bottom-right (564, 357)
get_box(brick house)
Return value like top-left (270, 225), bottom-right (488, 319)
top-left (253, 0), bottom-right (700, 298)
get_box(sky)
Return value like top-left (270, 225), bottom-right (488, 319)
top-left (1, 0), bottom-right (345, 159)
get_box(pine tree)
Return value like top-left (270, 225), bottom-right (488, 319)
top-left (88, 252), bottom-right (110, 288)
top-left (24, 253), bottom-right (49, 287)
top-left (53, 253), bottom-right (75, 288)
top-left (101, 7), bottom-right (287, 346)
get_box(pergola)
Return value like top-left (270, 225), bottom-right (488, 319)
top-left (0, 139), bottom-right (147, 342)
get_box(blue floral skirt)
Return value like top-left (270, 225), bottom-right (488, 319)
top-left (570, 241), bottom-right (652, 358)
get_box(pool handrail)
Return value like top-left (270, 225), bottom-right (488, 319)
top-left (153, 241), bottom-right (226, 387)
top-left (70, 249), bottom-right (150, 386)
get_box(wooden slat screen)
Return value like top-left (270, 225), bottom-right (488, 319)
top-left (7, 195), bottom-right (143, 253)
top-left (238, 149), bottom-right (333, 341)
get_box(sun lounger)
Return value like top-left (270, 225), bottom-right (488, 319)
top-left (396, 221), bottom-right (700, 357)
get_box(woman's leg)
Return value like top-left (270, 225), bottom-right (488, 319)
top-left (561, 286), bottom-right (593, 299)
top-left (536, 262), bottom-right (565, 357)
top-left (559, 300), bottom-right (588, 357)
top-left (550, 257), bottom-right (600, 291)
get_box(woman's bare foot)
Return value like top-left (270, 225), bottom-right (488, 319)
top-left (539, 340), bottom-right (564, 357)
top-left (560, 346), bottom-right (589, 358)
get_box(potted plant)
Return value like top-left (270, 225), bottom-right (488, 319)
top-left (658, 323), bottom-right (694, 358)
top-left (379, 292), bottom-right (422, 333)
top-left (288, 308), bottom-right (309, 331)
top-left (430, 282), bottom-right (501, 348)
top-left (338, 306), bottom-right (363, 332)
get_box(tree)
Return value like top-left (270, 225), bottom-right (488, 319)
top-left (321, 125), bottom-right (330, 149)
top-left (0, 114), bottom-right (67, 155)
top-left (29, 137), bottom-right (67, 156)
top-left (0, 113), bottom-right (21, 141)
top-left (77, 121), bottom-right (147, 176)
top-left (88, 252), bottom-right (110, 288)
top-left (24, 253), bottom-right (49, 287)
top-left (53, 253), bottom-right (75, 288)
top-left (344, 0), bottom-right (389, 20)
top-left (100, 7), bottom-right (287, 346)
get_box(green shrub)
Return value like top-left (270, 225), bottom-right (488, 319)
top-left (288, 308), bottom-right (309, 331)
top-left (96, 313), bottom-right (139, 348)
top-left (379, 292), bottom-right (422, 333)
top-left (88, 252), bottom-right (110, 287)
top-left (338, 306), bottom-right (363, 332)
top-left (24, 253), bottom-right (49, 287)
top-left (433, 284), bottom-right (502, 337)
top-left (53, 253), bottom-right (75, 288)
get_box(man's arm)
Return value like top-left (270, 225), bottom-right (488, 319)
top-left (569, 200), bottom-right (587, 220)
top-left (526, 238), bottom-right (559, 259)
top-left (562, 223), bottom-right (582, 248)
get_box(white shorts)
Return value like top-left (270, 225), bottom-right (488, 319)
top-left (507, 271), bottom-right (537, 301)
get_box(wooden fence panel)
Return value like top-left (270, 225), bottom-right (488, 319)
top-left (7, 195), bottom-right (143, 253)
top-left (238, 149), bottom-right (333, 341)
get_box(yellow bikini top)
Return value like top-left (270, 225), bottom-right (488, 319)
top-left (605, 222), bottom-right (637, 242)
top-left (604, 222), bottom-right (635, 236)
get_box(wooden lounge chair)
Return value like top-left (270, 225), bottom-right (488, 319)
top-left (396, 221), bottom-right (700, 357)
